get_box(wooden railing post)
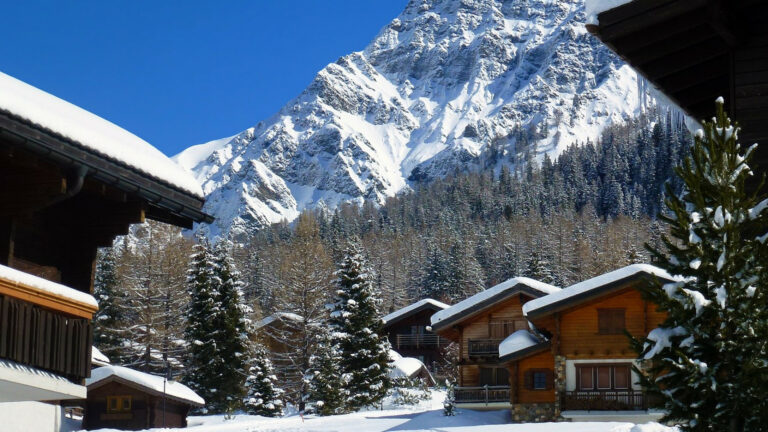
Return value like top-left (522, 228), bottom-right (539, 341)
top-left (484, 384), bottom-right (489, 405)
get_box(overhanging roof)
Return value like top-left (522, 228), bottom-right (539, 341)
top-left (586, 0), bottom-right (768, 167)
top-left (524, 264), bottom-right (677, 320)
top-left (430, 278), bottom-right (559, 332)
top-left (382, 299), bottom-right (449, 327)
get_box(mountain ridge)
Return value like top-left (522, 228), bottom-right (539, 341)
top-left (174, 0), bottom-right (653, 239)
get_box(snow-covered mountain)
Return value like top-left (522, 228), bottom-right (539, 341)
top-left (175, 0), bottom-right (652, 239)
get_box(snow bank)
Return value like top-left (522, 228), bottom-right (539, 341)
top-left (0, 71), bottom-right (203, 197)
top-left (499, 330), bottom-right (542, 358)
top-left (87, 365), bottom-right (204, 406)
top-left (389, 357), bottom-right (427, 379)
top-left (0, 263), bottom-right (97, 308)
top-left (432, 277), bottom-right (559, 328)
top-left (524, 264), bottom-right (678, 316)
top-left (585, 0), bottom-right (636, 25)
top-left (383, 298), bottom-right (449, 325)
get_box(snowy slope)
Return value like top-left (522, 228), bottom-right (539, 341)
top-left (175, 0), bottom-right (653, 238)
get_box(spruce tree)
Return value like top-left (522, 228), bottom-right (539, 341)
top-left (183, 238), bottom-right (222, 413)
top-left (243, 344), bottom-right (284, 417)
top-left (212, 241), bottom-right (250, 412)
top-left (635, 99), bottom-right (768, 431)
top-left (306, 329), bottom-right (346, 415)
top-left (93, 247), bottom-right (127, 363)
top-left (329, 241), bottom-right (391, 410)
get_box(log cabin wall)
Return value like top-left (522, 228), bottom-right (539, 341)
top-left (551, 285), bottom-right (665, 359)
top-left (384, 308), bottom-right (447, 368)
top-left (459, 295), bottom-right (529, 359)
top-left (514, 350), bottom-right (556, 404)
top-left (84, 381), bottom-right (152, 431)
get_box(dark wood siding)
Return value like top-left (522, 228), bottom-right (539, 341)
top-left (0, 294), bottom-right (91, 381)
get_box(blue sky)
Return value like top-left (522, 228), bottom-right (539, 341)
top-left (1, 1), bottom-right (408, 156)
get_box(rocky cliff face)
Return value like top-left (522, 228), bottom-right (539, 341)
top-left (174, 0), bottom-right (652, 239)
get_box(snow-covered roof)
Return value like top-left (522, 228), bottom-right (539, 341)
top-left (0, 263), bottom-right (97, 309)
top-left (382, 299), bottom-right (449, 326)
top-left (87, 365), bottom-right (204, 406)
top-left (91, 346), bottom-right (110, 367)
top-left (523, 264), bottom-right (679, 318)
top-left (585, 0), bottom-right (636, 25)
top-left (498, 330), bottom-right (548, 361)
top-left (0, 71), bottom-right (203, 198)
top-left (254, 312), bottom-right (303, 329)
top-left (430, 277), bottom-right (560, 330)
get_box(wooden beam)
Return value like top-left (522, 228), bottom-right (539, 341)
top-left (599, 0), bottom-right (707, 42)
top-left (642, 39), bottom-right (730, 80)
top-left (656, 55), bottom-right (729, 94)
top-left (609, 12), bottom-right (710, 54)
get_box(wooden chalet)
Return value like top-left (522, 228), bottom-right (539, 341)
top-left (84, 365), bottom-right (204, 430)
top-left (0, 71), bottom-right (210, 431)
top-left (429, 277), bottom-right (560, 410)
top-left (585, 0), bottom-right (768, 169)
top-left (382, 299), bottom-right (451, 374)
top-left (499, 264), bottom-right (674, 423)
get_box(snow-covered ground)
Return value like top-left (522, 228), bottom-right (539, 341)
top-left (78, 390), bottom-right (676, 432)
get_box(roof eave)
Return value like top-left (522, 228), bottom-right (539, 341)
top-left (498, 340), bottom-right (551, 364)
top-left (526, 273), bottom-right (673, 320)
top-left (383, 303), bottom-right (445, 327)
top-left (0, 112), bottom-right (213, 227)
top-left (87, 375), bottom-right (204, 407)
top-left (431, 285), bottom-right (550, 332)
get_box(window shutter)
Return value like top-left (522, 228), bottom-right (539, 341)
top-left (524, 370), bottom-right (533, 390)
top-left (545, 369), bottom-right (554, 390)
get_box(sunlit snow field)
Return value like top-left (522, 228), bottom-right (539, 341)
top-left (76, 390), bottom-right (676, 432)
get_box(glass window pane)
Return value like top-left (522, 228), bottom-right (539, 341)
top-left (533, 372), bottom-right (547, 390)
top-left (614, 366), bottom-right (630, 389)
top-left (597, 366), bottom-right (612, 389)
top-left (496, 367), bottom-right (510, 386)
top-left (579, 366), bottom-right (593, 390)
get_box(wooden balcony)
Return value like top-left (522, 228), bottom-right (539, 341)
top-left (562, 390), bottom-right (647, 411)
top-left (468, 338), bottom-right (502, 359)
top-left (454, 385), bottom-right (510, 404)
top-left (0, 266), bottom-right (97, 383)
top-left (395, 333), bottom-right (452, 349)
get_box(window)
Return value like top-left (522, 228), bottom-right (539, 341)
top-left (489, 319), bottom-right (528, 338)
top-left (479, 367), bottom-right (509, 386)
top-left (598, 309), bottom-right (626, 334)
top-left (106, 395), bottom-right (132, 413)
top-left (410, 325), bottom-right (425, 335)
top-left (576, 364), bottom-right (632, 390)
top-left (524, 369), bottom-right (552, 390)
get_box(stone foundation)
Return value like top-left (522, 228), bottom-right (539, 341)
top-left (554, 355), bottom-right (567, 417)
top-left (511, 403), bottom-right (558, 422)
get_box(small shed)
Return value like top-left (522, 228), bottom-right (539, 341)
top-left (83, 365), bottom-right (204, 430)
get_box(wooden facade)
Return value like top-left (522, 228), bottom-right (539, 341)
top-left (431, 281), bottom-right (554, 408)
top-left (0, 73), bottom-right (210, 404)
top-left (499, 268), bottom-right (673, 421)
top-left (586, 0), bottom-right (768, 171)
top-left (84, 380), bottom-right (196, 430)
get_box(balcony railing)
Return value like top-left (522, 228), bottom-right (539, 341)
top-left (562, 390), bottom-right (647, 411)
top-left (454, 385), bottom-right (510, 404)
top-left (395, 333), bottom-right (452, 349)
top-left (0, 267), bottom-right (97, 383)
top-left (468, 338), bottom-right (503, 357)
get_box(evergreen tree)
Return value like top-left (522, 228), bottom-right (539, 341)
top-left (306, 329), bottom-right (346, 415)
top-left (524, 250), bottom-right (555, 284)
top-left (93, 247), bottom-right (127, 363)
top-left (183, 238), bottom-right (221, 413)
top-left (635, 99), bottom-right (768, 431)
top-left (243, 344), bottom-right (284, 417)
top-left (329, 241), bottom-right (392, 410)
top-left (211, 241), bottom-right (250, 412)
